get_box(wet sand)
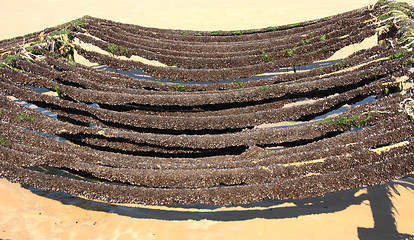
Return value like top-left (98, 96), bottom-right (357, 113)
top-left (1, 0), bottom-right (414, 239)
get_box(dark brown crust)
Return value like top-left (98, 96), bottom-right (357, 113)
top-left (0, 3), bottom-right (413, 205)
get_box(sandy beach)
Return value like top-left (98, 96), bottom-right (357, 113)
top-left (1, 177), bottom-right (414, 239)
top-left (0, 0), bottom-right (378, 40)
top-left (1, 0), bottom-right (414, 239)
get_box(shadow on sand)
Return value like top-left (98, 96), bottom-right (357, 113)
top-left (21, 176), bottom-right (414, 239)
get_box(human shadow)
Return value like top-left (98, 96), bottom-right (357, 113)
top-left (358, 176), bottom-right (414, 240)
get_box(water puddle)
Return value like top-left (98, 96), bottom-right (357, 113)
top-left (345, 125), bottom-right (371, 133)
top-left (5, 94), bottom-right (57, 119)
top-left (312, 95), bottom-right (376, 121)
top-left (86, 103), bottom-right (101, 109)
top-left (256, 95), bottom-right (377, 130)
top-left (25, 85), bottom-right (54, 95)
top-left (74, 54), bottom-right (343, 85)
top-left (22, 86), bottom-right (104, 131)
top-left (71, 33), bottom-right (378, 85)
top-left (27, 129), bottom-right (68, 143)
top-left (266, 146), bottom-right (286, 151)
top-left (92, 65), bottom-right (155, 81)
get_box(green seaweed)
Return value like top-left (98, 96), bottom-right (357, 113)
top-left (55, 85), bottom-right (63, 99)
top-left (385, 2), bottom-right (414, 19)
top-left (0, 54), bottom-right (23, 68)
top-left (334, 112), bottom-right (373, 129)
top-left (266, 26), bottom-right (279, 31)
top-left (67, 58), bottom-right (76, 66)
top-left (17, 113), bottom-right (37, 122)
top-left (234, 81), bottom-right (245, 87)
top-left (47, 30), bottom-right (75, 62)
top-left (287, 23), bottom-right (302, 28)
top-left (377, 10), bottom-right (405, 21)
top-left (397, 28), bottom-right (414, 45)
top-left (106, 44), bottom-right (129, 57)
top-left (334, 60), bottom-right (346, 68)
top-left (258, 85), bottom-right (282, 92)
top-left (244, 29), bottom-right (258, 34)
top-left (175, 84), bottom-right (185, 92)
top-left (281, 47), bottom-right (297, 57)
top-left (317, 118), bottom-right (333, 123)
top-left (388, 50), bottom-right (408, 59)
top-left (0, 137), bottom-right (12, 147)
top-left (49, 29), bottom-right (73, 41)
top-left (335, 115), bottom-right (359, 129)
top-left (360, 111), bottom-right (372, 126)
top-left (300, 38), bottom-right (311, 45)
top-left (261, 49), bottom-right (272, 62)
